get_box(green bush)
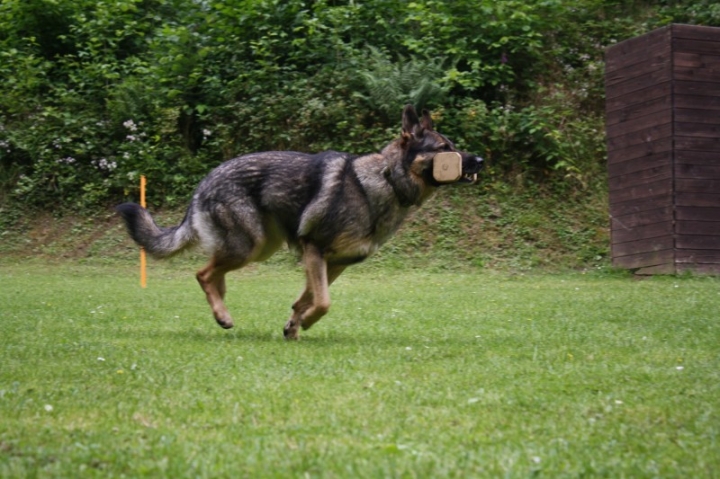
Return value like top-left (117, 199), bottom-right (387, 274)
top-left (1, 0), bottom-right (718, 209)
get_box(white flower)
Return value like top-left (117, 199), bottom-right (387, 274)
top-left (123, 120), bottom-right (138, 132)
top-left (44, 404), bottom-right (53, 412)
top-left (94, 158), bottom-right (117, 171)
top-left (203, 129), bottom-right (212, 137)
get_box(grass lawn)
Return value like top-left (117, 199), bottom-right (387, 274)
top-left (1, 261), bottom-right (719, 478)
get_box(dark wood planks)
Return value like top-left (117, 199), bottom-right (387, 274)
top-left (674, 25), bottom-right (720, 274)
top-left (606, 24), bottom-right (720, 275)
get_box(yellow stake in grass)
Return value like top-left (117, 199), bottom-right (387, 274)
top-left (140, 175), bottom-right (147, 288)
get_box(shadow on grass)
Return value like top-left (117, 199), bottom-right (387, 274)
top-left (113, 322), bottom-right (352, 344)
top-left (117, 322), bottom-right (481, 352)
top-left (128, 326), bottom-right (281, 344)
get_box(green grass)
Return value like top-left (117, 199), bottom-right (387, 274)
top-left (1, 261), bottom-right (719, 478)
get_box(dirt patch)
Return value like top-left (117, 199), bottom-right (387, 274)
top-left (1, 210), bottom-right (136, 261)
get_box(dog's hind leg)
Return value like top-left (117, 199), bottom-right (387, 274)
top-left (283, 244), bottom-right (343, 340)
top-left (196, 256), bottom-right (245, 329)
top-left (194, 202), bottom-right (268, 329)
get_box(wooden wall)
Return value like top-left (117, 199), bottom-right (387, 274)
top-left (605, 24), bottom-right (720, 275)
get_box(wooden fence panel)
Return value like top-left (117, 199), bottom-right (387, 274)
top-left (606, 24), bottom-right (720, 274)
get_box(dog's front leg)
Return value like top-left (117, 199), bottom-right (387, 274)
top-left (302, 264), bottom-right (346, 331)
top-left (283, 243), bottom-right (330, 340)
top-left (286, 263), bottom-right (347, 338)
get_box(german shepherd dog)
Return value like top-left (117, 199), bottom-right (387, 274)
top-left (116, 105), bottom-right (483, 339)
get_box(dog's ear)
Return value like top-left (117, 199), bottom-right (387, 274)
top-left (421, 109), bottom-right (434, 131)
top-left (402, 104), bottom-right (424, 139)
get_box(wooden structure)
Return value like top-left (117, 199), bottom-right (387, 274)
top-left (605, 24), bottom-right (720, 275)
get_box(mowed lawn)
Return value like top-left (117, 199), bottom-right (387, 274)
top-left (1, 262), bottom-right (718, 478)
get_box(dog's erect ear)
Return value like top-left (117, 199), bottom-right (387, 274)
top-left (421, 109), bottom-right (434, 131)
top-left (402, 104), bottom-right (424, 139)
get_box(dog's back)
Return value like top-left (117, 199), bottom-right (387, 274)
top-left (189, 150), bottom-right (362, 255)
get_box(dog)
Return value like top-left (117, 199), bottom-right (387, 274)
top-left (116, 105), bottom-right (483, 339)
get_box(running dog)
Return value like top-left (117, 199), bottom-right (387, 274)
top-left (116, 105), bottom-right (483, 339)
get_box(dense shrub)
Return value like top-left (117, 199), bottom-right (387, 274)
top-left (0, 0), bottom-right (717, 209)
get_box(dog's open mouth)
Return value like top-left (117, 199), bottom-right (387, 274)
top-left (433, 153), bottom-right (482, 184)
top-left (459, 155), bottom-right (484, 184)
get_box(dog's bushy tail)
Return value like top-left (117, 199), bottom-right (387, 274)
top-left (116, 203), bottom-right (195, 258)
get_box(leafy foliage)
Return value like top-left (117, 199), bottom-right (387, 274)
top-left (0, 0), bottom-right (718, 208)
top-left (355, 47), bottom-right (450, 120)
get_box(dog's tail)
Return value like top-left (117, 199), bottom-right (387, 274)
top-left (115, 203), bottom-right (195, 258)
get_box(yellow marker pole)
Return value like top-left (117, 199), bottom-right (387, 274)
top-left (140, 175), bottom-right (147, 288)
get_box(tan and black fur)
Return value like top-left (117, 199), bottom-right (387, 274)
top-left (116, 105), bottom-right (483, 339)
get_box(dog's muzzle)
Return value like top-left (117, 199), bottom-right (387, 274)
top-left (433, 152), bottom-right (483, 184)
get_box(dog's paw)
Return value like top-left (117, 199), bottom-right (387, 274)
top-left (283, 319), bottom-right (300, 340)
top-left (214, 314), bottom-right (234, 329)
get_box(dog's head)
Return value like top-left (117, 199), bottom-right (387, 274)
top-left (400, 104), bottom-right (484, 187)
